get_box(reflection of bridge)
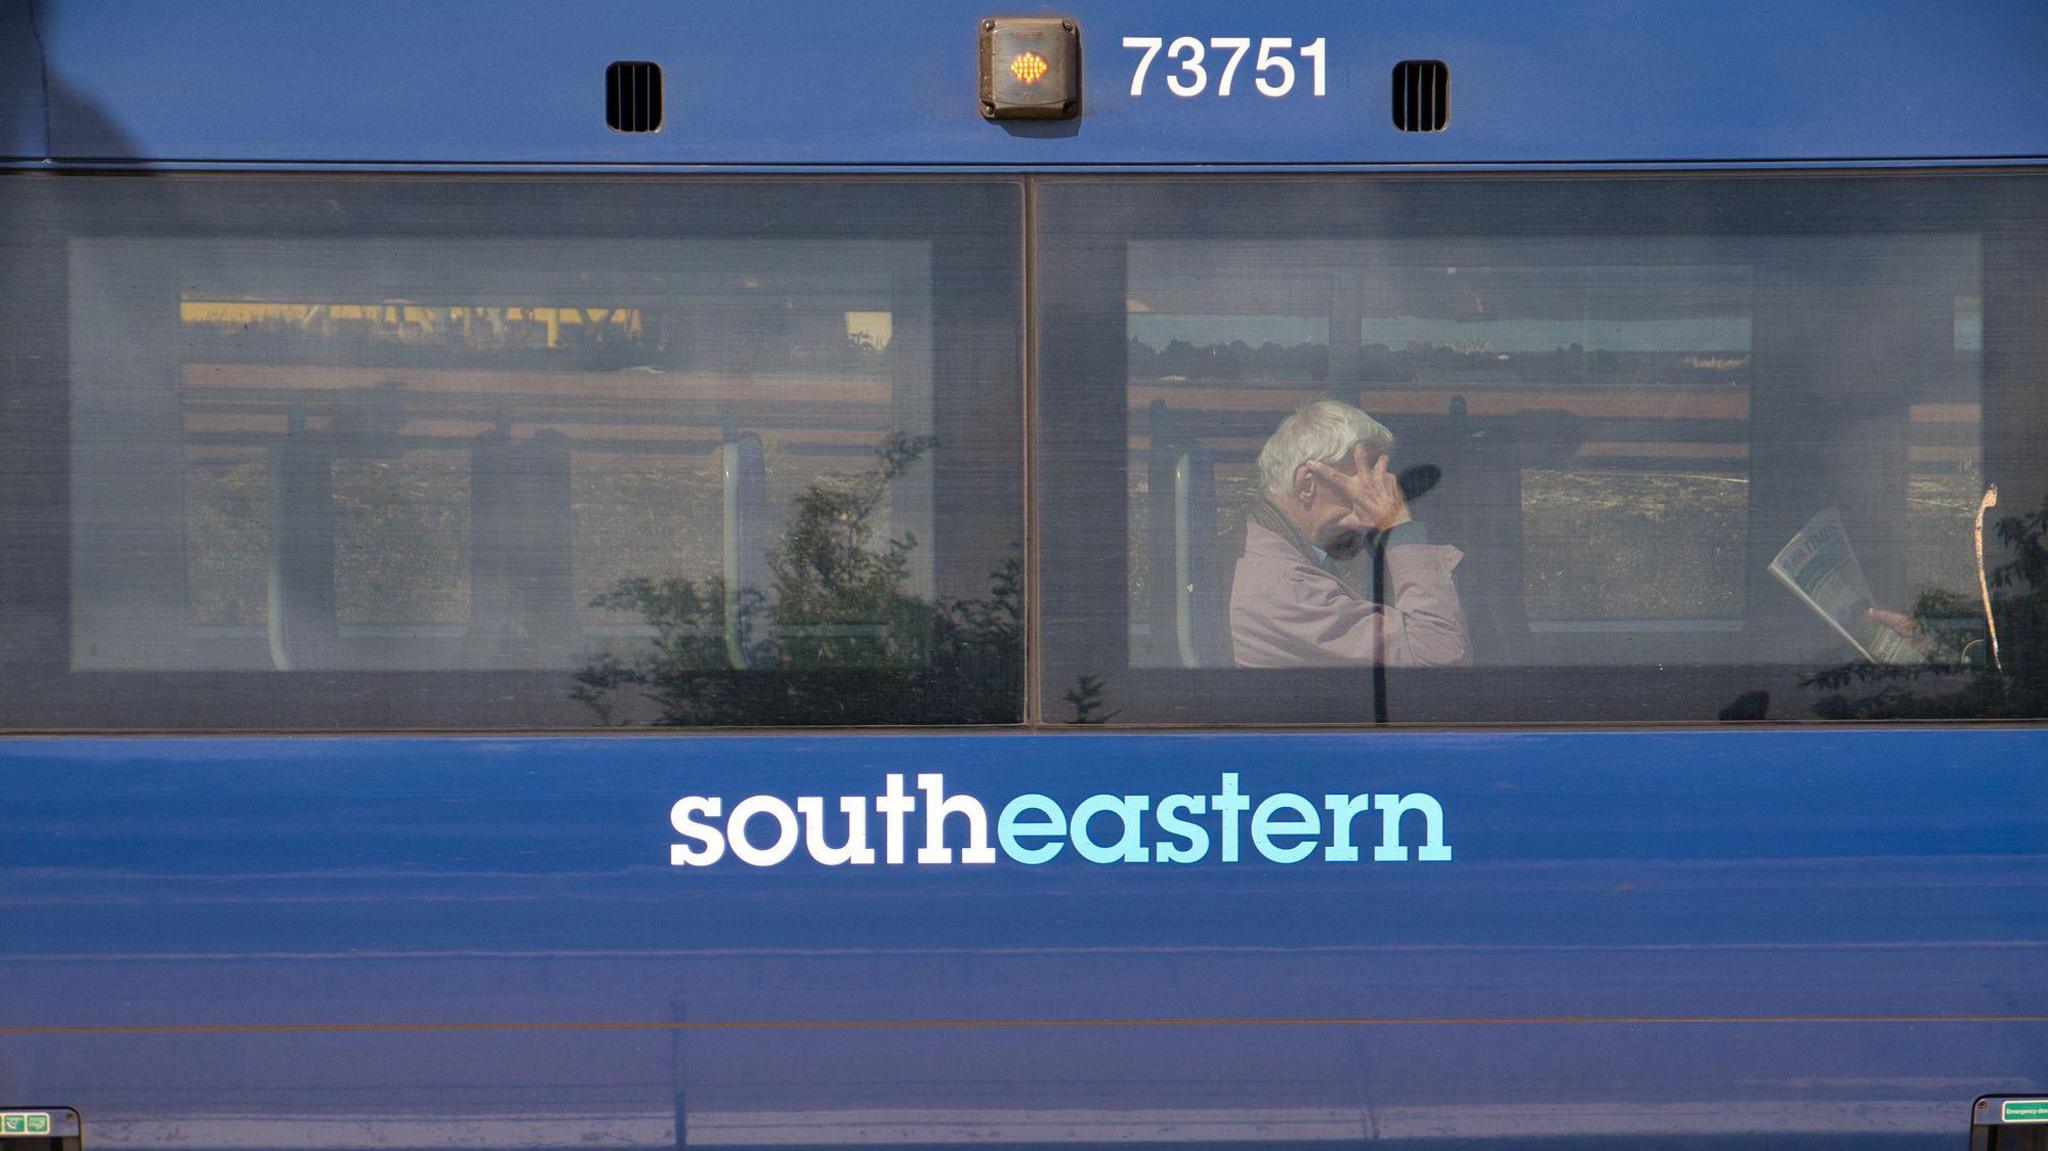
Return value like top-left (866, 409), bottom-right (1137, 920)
top-left (1127, 382), bottom-right (1980, 470)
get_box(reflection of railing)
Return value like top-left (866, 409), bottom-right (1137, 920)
top-left (1129, 384), bottom-right (1982, 474)
top-left (1143, 400), bottom-right (1232, 668)
top-left (1172, 446), bottom-right (1223, 668)
top-left (466, 416), bottom-right (579, 667)
top-left (1129, 382), bottom-right (1754, 472)
top-left (178, 364), bottom-right (896, 464)
top-left (266, 401), bottom-right (335, 672)
top-left (205, 370), bottom-right (934, 671)
top-left (721, 419), bottom-right (767, 669)
top-left (587, 623), bottom-right (894, 640)
top-left (264, 398), bottom-right (584, 671)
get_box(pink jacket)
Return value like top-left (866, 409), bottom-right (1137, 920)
top-left (1229, 516), bottom-right (1471, 668)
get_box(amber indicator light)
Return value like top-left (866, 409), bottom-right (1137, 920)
top-left (1009, 51), bottom-right (1049, 84)
top-left (979, 15), bottom-right (1080, 120)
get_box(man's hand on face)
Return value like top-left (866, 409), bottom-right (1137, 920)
top-left (1305, 444), bottom-right (1413, 534)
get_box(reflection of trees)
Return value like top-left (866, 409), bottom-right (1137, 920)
top-left (1803, 494), bottom-right (2048, 719)
top-left (1062, 673), bottom-right (1120, 725)
top-left (189, 310), bottom-right (892, 377)
top-left (572, 434), bottom-right (1021, 725)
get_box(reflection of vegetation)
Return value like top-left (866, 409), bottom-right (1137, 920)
top-left (1908, 468), bottom-right (1988, 605)
top-left (185, 454), bottom-right (272, 626)
top-left (331, 457), bottom-right (470, 625)
top-left (1523, 469), bottom-right (1747, 620)
top-left (572, 459), bottom-right (725, 624)
top-left (1062, 673), bottom-right (1120, 725)
top-left (189, 306), bottom-right (892, 376)
top-left (771, 434), bottom-right (939, 667)
top-left (1804, 494), bottom-right (2048, 719)
top-left (184, 451), bottom-right (472, 626)
top-left (573, 434), bottom-right (1022, 725)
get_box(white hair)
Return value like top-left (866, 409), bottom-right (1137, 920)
top-left (1256, 401), bottom-right (1395, 498)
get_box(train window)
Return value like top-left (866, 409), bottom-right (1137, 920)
top-left (1037, 175), bottom-right (2048, 725)
top-left (0, 178), bottom-right (1023, 728)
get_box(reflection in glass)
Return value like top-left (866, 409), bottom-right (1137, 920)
top-left (1035, 177), bottom-right (2041, 725)
top-left (32, 185), bottom-right (1024, 728)
top-left (1121, 236), bottom-right (1985, 672)
top-left (1804, 492), bottom-right (2048, 719)
top-left (573, 433), bottom-right (1022, 726)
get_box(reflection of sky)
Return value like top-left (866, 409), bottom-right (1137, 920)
top-left (1130, 313), bottom-right (1750, 353)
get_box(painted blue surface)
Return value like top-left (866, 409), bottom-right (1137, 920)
top-left (5, 3), bottom-right (2048, 1147)
top-left (0, 1), bottom-right (44, 159)
top-left (2, 732), bottom-right (2044, 1147)
top-left (9, 0), bottom-right (2048, 167)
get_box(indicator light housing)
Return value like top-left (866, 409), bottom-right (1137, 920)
top-left (979, 17), bottom-right (1080, 120)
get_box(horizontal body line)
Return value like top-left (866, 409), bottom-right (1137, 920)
top-left (4, 157), bottom-right (2048, 175)
top-left (64, 1101), bottom-right (1976, 1146)
top-left (7, 938), bottom-right (2048, 963)
top-left (5, 1014), bottom-right (2048, 1036)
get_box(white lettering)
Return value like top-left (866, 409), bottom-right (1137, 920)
top-left (669, 797), bottom-right (725, 867)
top-left (917, 773), bottom-right (996, 864)
top-left (727, 795), bottom-right (799, 867)
top-left (668, 775), bottom-right (1455, 869)
top-left (876, 773), bottom-right (917, 865)
top-left (797, 795), bottom-right (875, 866)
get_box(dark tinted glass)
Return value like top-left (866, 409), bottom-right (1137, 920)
top-left (0, 177), bottom-right (1023, 729)
top-left (1036, 175), bottom-right (2048, 725)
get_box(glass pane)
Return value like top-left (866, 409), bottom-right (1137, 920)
top-left (0, 178), bottom-right (1023, 728)
top-left (1122, 241), bottom-right (1769, 663)
top-left (1039, 176), bottom-right (2047, 724)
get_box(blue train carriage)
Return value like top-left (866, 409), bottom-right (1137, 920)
top-left (2, 2), bottom-right (2047, 1149)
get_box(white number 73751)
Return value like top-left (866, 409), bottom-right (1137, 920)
top-left (1123, 36), bottom-right (1327, 98)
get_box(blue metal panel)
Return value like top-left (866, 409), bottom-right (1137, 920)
top-left (27, 0), bottom-right (2048, 167)
top-left (2, 731), bottom-right (2043, 1147)
top-left (0, 0), bottom-right (46, 159)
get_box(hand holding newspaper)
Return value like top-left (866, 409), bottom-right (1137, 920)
top-left (1768, 508), bottom-right (1924, 664)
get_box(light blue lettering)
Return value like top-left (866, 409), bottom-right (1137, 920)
top-left (1373, 792), bottom-right (1453, 862)
top-left (1071, 794), bottom-right (1151, 864)
top-left (997, 794), bottom-right (1068, 865)
top-left (1154, 794), bottom-right (1210, 863)
top-left (1211, 773), bottom-right (1250, 863)
top-left (1321, 794), bottom-right (1373, 862)
top-left (1251, 793), bottom-right (1321, 863)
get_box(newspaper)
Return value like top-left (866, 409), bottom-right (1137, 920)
top-left (1767, 508), bottom-right (1923, 664)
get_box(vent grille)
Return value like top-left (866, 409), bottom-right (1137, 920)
top-left (606, 61), bottom-right (663, 133)
top-left (1391, 60), bottom-right (1448, 132)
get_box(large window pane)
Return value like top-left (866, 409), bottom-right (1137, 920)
top-left (0, 178), bottom-right (1023, 728)
top-left (1038, 175), bottom-right (2048, 725)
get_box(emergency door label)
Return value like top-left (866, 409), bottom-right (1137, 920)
top-left (2006, 1100), bottom-right (2048, 1124)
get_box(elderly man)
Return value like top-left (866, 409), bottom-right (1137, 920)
top-left (1230, 401), bottom-right (1470, 668)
